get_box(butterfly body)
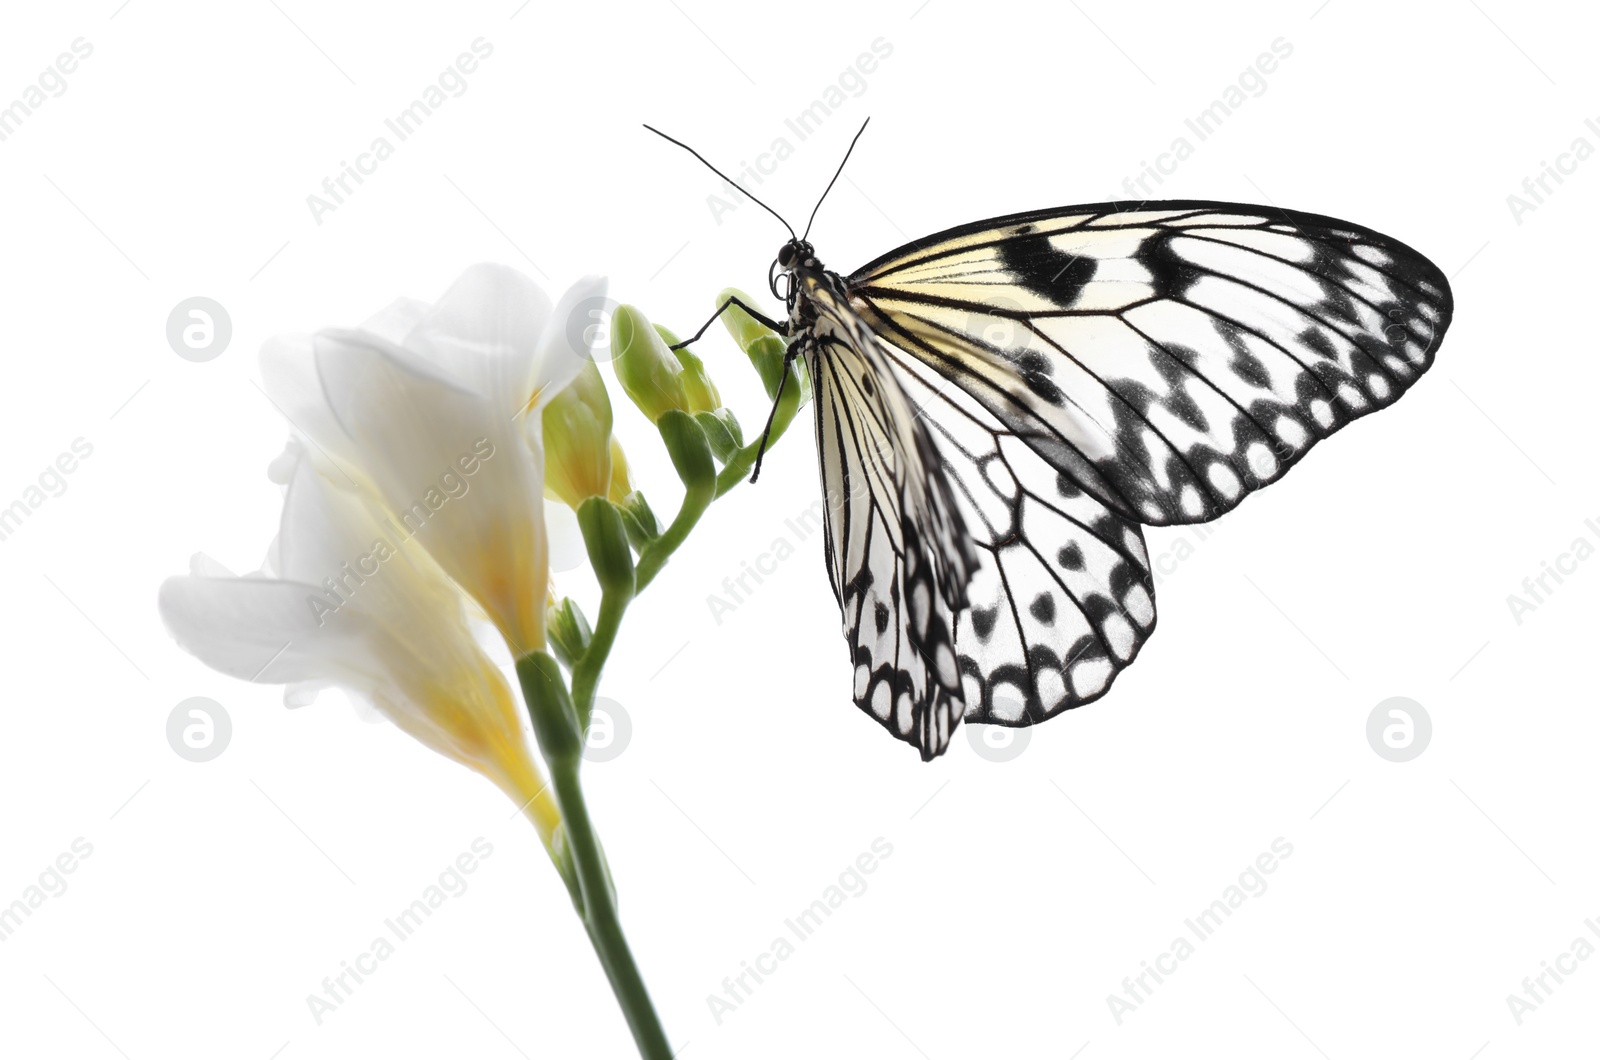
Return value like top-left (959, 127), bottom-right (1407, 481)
top-left (756, 201), bottom-right (1451, 760)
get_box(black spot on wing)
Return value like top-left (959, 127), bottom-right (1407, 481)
top-left (972, 606), bottom-right (998, 641)
top-left (997, 232), bottom-right (1100, 306)
top-left (1134, 229), bottom-right (1200, 300)
top-left (1029, 593), bottom-right (1056, 625)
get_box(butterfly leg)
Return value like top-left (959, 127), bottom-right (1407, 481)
top-left (749, 337), bottom-right (807, 483)
top-left (668, 296), bottom-right (789, 350)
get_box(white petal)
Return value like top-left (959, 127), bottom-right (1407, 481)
top-left (530, 275), bottom-right (608, 413)
top-left (266, 438), bottom-right (301, 485)
top-left (310, 335), bottom-right (547, 652)
top-left (544, 499), bottom-right (584, 573)
top-left (361, 296), bottom-right (431, 346)
top-left (188, 552), bottom-right (236, 579)
top-left (273, 453), bottom-right (378, 587)
top-left (408, 263), bottom-right (554, 413)
top-left (283, 681), bottom-right (326, 709)
top-left (259, 335), bottom-right (362, 469)
top-left (158, 573), bottom-right (387, 688)
top-left (346, 691), bottom-right (389, 725)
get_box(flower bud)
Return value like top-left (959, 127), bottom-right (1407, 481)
top-left (605, 437), bottom-right (635, 505)
top-left (694, 408), bottom-right (743, 463)
top-left (577, 496), bottom-right (636, 599)
top-left (717, 289), bottom-right (810, 454)
top-left (718, 288), bottom-right (800, 402)
top-left (545, 595), bottom-right (593, 670)
top-left (656, 410), bottom-right (717, 506)
top-left (542, 359), bottom-right (614, 509)
top-left (657, 323), bottom-right (722, 414)
top-left (517, 651), bottom-right (584, 765)
top-left (611, 305), bottom-right (688, 423)
top-left (616, 490), bottom-right (661, 549)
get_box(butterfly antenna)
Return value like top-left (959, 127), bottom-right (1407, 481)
top-left (643, 124), bottom-right (797, 240)
top-left (801, 117), bottom-right (870, 242)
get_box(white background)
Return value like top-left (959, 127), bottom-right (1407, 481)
top-left (1, 1), bottom-right (1595, 1057)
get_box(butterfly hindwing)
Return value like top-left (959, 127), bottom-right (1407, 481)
top-left (878, 342), bottom-right (1159, 726)
top-left (804, 275), bottom-right (974, 758)
top-left (849, 201), bottom-right (1452, 527)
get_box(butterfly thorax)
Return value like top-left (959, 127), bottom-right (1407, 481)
top-left (772, 238), bottom-right (849, 333)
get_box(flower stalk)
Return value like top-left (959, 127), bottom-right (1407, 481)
top-left (519, 298), bottom-right (809, 1052)
top-left (570, 497), bottom-right (635, 726)
top-left (517, 651), bottom-right (670, 1060)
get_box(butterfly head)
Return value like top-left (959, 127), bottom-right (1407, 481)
top-left (775, 239), bottom-right (816, 270)
top-left (770, 238), bottom-right (820, 301)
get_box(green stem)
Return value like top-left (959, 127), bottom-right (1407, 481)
top-left (570, 587), bottom-right (627, 726)
top-left (713, 386), bottom-right (804, 497)
top-left (633, 502), bottom-right (705, 592)
top-left (714, 443), bottom-right (759, 499)
top-left (517, 653), bottom-right (671, 1060)
top-left (551, 758), bottom-right (673, 1060)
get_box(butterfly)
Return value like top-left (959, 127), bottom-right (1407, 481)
top-left (649, 121), bottom-right (1452, 760)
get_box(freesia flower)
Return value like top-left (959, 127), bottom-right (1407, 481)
top-left (259, 264), bottom-right (606, 657)
top-left (158, 442), bottom-right (561, 846)
top-left (152, 262), bottom-right (808, 1060)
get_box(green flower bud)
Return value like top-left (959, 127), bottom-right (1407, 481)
top-left (577, 496), bottom-right (636, 599)
top-left (656, 409), bottom-right (717, 506)
top-left (517, 651), bottom-right (583, 765)
top-left (694, 409), bottom-right (743, 463)
top-left (545, 596), bottom-right (593, 670)
top-left (657, 323), bottom-right (722, 414)
top-left (718, 287), bottom-right (780, 351)
top-left (612, 305), bottom-right (689, 423)
top-left (717, 288), bottom-right (809, 407)
top-left (616, 490), bottom-right (661, 550)
top-left (542, 359), bottom-right (614, 509)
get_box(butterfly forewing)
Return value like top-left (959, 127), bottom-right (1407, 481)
top-left (849, 201), bottom-right (1452, 527)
